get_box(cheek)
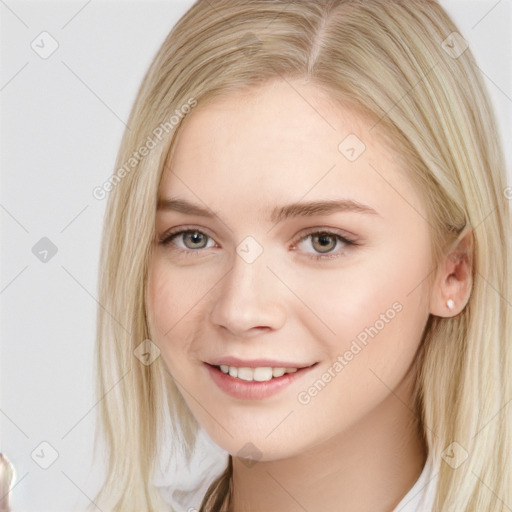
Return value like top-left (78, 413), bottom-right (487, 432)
top-left (148, 254), bottom-right (212, 331)
top-left (148, 266), bottom-right (177, 339)
top-left (147, 257), bottom-right (204, 366)
top-left (289, 247), bottom-right (430, 340)
top-left (287, 236), bottom-right (432, 387)
top-left (284, 258), bottom-right (430, 452)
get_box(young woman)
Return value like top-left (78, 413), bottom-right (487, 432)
top-left (93, 1), bottom-right (512, 511)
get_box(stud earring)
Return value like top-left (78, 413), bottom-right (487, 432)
top-left (447, 299), bottom-right (455, 310)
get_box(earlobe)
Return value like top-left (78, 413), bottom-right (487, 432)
top-left (429, 227), bottom-right (473, 317)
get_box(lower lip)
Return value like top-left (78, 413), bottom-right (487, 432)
top-left (205, 363), bottom-right (316, 400)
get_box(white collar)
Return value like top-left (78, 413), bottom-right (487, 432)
top-left (392, 459), bottom-right (439, 512)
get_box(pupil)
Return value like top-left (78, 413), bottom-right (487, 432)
top-left (315, 233), bottom-right (335, 253)
top-left (189, 232), bottom-right (204, 247)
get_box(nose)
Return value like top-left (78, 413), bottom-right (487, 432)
top-left (210, 252), bottom-right (287, 337)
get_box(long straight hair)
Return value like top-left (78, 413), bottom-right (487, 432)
top-left (92, 1), bottom-right (512, 510)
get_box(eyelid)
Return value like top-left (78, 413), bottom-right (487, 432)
top-left (158, 225), bottom-right (359, 259)
top-left (293, 226), bottom-right (358, 244)
top-left (159, 225), bottom-right (358, 244)
top-left (290, 227), bottom-right (358, 260)
top-left (158, 225), bottom-right (218, 249)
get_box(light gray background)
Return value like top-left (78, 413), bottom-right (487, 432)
top-left (1, 1), bottom-right (511, 510)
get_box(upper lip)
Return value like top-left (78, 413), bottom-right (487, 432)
top-left (206, 357), bottom-right (317, 369)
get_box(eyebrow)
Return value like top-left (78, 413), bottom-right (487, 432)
top-left (157, 196), bottom-right (379, 223)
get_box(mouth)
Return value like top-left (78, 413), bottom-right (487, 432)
top-left (214, 364), bottom-right (302, 382)
top-left (204, 360), bottom-right (318, 400)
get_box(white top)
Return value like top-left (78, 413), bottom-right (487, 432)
top-left (391, 458), bottom-right (438, 512)
top-left (152, 426), bottom-right (229, 511)
top-left (152, 426), bottom-right (439, 512)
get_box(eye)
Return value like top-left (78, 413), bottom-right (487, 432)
top-left (159, 228), bottom-right (216, 254)
top-left (293, 229), bottom-right (357, 260)
top-left (158, 226), bottom-right (357, 260)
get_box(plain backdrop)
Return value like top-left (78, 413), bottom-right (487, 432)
top-left (1, 1), bottom-right (511, 510)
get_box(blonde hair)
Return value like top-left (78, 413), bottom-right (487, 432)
top-left (93, 1), bottom-right (512, 510)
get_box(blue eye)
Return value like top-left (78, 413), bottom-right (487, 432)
top-left (159, 227), bottom-right (357, 260)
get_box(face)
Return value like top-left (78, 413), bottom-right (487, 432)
top-left (147, 79), bottom-right (433, 460)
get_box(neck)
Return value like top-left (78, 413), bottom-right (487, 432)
top-left (229, 368), bottom-right (427, 512)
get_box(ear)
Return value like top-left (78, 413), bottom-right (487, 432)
top-left (429, 227), bottom-right (473, 317)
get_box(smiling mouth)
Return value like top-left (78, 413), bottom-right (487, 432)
top-left (218, 365), bottom-right (300, 381)
top-left (204, 362), bottom-right (318, 400)
top-left (206, 362), bottom-right (318, 382)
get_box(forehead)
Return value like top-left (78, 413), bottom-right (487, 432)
top-left (159, 79), bottom-right (422, 224)
top-left (169, 79), bottom-right (367, 169)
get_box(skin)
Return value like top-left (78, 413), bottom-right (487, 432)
top-left (147, 78), bottom-right (472, 512)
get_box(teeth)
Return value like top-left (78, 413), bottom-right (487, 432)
top-left (272, 367), bottom-right (286, 378)
top-left (218, 365), bottom-right (299, 381)
top-left (237, 367), bottom-right (255, 381)
top-left (253, 367), bottom-right (273, 381)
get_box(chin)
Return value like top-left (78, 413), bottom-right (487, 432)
top-left (198, 418), bottom-right (312, 463)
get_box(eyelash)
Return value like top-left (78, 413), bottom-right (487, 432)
top-left (158, 226), bottom-right (358, 261)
